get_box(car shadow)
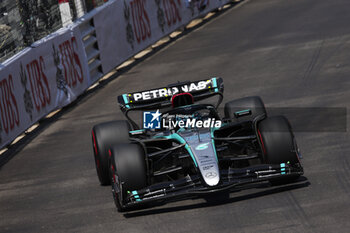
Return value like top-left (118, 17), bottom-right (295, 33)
top-left (123, 176), bottom-right (310, 218)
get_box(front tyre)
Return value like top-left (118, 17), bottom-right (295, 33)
top-left (257, 116), bottom-right (301, 184)
top-left (91, 121), bottom-right (131, 185)
top-left (109, 143), bottom-right (147, 212)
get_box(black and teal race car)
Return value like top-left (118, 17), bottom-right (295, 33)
top-left (91, 77), bottom-right (303, 211)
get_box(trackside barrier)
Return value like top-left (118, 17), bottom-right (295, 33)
top-left (73, 15), bottom-right (104, 84)
top-left (93, 0), bottom-right (231, 74)
top-left (0, 0), bottom-right (233, 150)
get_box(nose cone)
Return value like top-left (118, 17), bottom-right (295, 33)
top-left (202, 170), bottom-right (220, 186)
top-left (181, 131), bottom-right (221, 187)
top-left (189, 140), bottom-right (220, 186)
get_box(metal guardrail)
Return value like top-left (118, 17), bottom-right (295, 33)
top-left (79, 16), bottom-right (103, 82)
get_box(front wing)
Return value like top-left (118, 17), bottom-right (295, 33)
top-left (114, 163), bottom-right (303, 209)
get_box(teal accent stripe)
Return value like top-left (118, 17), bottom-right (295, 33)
top-left (155, 133), bottom-right (198, 167)
top-left (235, 109), bottom-right (250, 114)
top-left (122, 94), bottom-right (129, 104)
top-left (280, 163), bottom-right (286, 174)
top-left (211, 77), bottom-right (217, 88)
top-left (211, 128), bottom-right (219, 162)
top-left (123, 94), bottom-right (130, 108)
top-left (129, 129), bottom-right (145, 133)
top-left (132, 190), bottom-right (141, 201)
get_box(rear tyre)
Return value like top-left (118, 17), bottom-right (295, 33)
top-left (224, 96), bottom-right (266, 123)
top-left (257, 116), bottom-right (301, 185)
top-left (91, 121), bottom-right (131, 185)
top-left (109, 144), bottom-right (147, 212)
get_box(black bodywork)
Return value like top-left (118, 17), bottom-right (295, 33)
top-left (111, 78), bottom-right (303, 209)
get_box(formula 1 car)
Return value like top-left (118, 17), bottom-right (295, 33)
top-left (91, 77), bottom-right (303, 211)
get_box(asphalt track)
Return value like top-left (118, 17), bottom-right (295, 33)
top-left (1, 0), bottom-right (350, 232)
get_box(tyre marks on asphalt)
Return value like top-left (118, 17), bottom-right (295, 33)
top-left (272, 191), bottom-right (314, 233)
top-left (302, 40), bottom-right (324, 80)
top-left (301, 35), bottom-right (350, 81)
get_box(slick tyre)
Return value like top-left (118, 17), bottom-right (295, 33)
top-left (109, 144), bottom-right (147, 212)
top-left (225, 96), bottom-right (266, 123)
top-left (91, 121), bottom-right (131, 185)
top-left (257, 116), bottom-right (301, 185)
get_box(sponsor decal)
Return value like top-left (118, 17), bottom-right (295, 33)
top-left (155, 0), bottom-right (165, 31)
top-left (0, 75), bottom-right (20, 141)
top-left (195, 142), bottom-right (209, 151)
top-left (200, 159), bottom-right (213, 164)
top-left (202, 165), bottom-right (214, 170)
top-left (124, 0), bottom-right (135, 49)
top-left (19, 64), bottom-right (34, 120)
top-left (163, 0), bottom-right (182, 27)
top-left (124, 0), bottom-right (151, 48)
top-left (53, 44), bottom-right (68, 96)
top-left (186, 0), bottom-right (209, 16)
top-left (205, 171), bottom-right (217, 179)
top-left (22, 56), bottom-right (51, 113)
top-left (126, 80), bottom-right (213, 103)
top-left (57, 37), bottom-right (84, 88)
top-left (155, 0), bottom-right (184, 32)
top-left (130, 0), bottom-right (151, 43)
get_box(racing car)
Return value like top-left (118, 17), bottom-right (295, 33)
top-left (91, 77), bottom-right (303, 211)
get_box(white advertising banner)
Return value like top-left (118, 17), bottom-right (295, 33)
top-left (0, 28), bottom-right (89, 148)
top-left (94, 0), bottom-right (232, 75)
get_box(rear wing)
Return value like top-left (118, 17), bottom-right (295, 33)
top-left (117, 77), bottom-right (224, 112)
